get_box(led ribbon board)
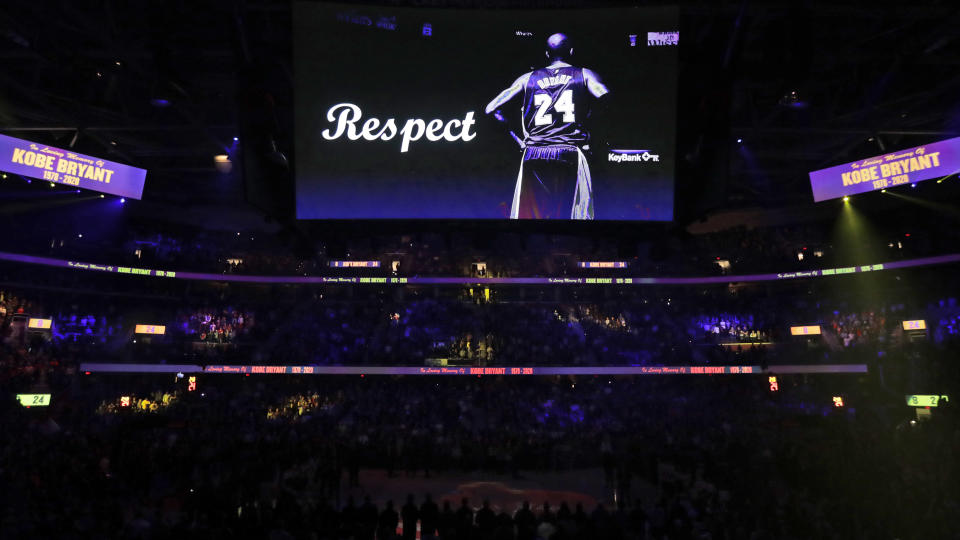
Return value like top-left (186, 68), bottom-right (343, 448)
top-left (901, 320), bottom-right (926, 330)
top-left (134, 324), bottom-right (166, 335)
top-left (1, 251), bottom-right (959, 285)
top-left (0, 133), bottom-right (146, 199)
top-left (579, 262), bottom-right (628, 268)
top-left (808, 136), bottom-right (960, 202)
top-left (81, 362), bottom-right (868, 375)
top-left (16, 394), bottom-right (51, 407)
top-left (27, 318), bottom-right (52, 329)
top-left (906, 395), bottom-right (948, 407)
top-left (329, 261), bottom-right (380, 268)
top-left (790, 325), bottom-right (821, 335)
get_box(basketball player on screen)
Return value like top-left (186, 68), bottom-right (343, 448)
top-left (485, 33), bottom-right (609, 219)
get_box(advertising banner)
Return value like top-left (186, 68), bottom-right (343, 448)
top-left (809, 136), bottom-right (960, 202)
top-left (0, 133), bottom-right (146, 199)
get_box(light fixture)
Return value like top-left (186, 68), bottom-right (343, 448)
top-left (214, 154), bottom-right (233, 173)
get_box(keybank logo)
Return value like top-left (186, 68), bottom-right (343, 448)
top-left (608, 149), bottom-right (660, 163)
top-left (647, 31), bottom-right (679, 47)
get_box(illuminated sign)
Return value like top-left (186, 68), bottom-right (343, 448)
top-left (902, 320), bottom-right (927, 331)
top-left (329, 260), bottom-right (381, 268)
top-left (27, 318), bottom-right (52, 329)
top-left (320, 103), bottom-right (477, 154)
top-left (1, 250), bottom-right (960, 285)
top-left (790, 325), bottom-right (821, 336)
top-left (906, 395), bottom-right (948, 407)
top-left (202, 364), bottom-right (758, 375)
top-left (809, 136), bottom-right (960, 202)
top-left (0, 133), bottom-right (146, 199)
top-left (81, 362), bottom-right (868, 375)
top-left (647, 31), bottom-right (679, 46)
top-left (833, 396), bottom-right (844, 407)
top-left (120, 396), bottom-right (131, 407)
top-left (295, 3), bottom-right (679, 220)
top-left (578, 261), bottom-right (628, 268)
top-left (768, 376), bottom-right (779, 392)
top-left (134, 324), bottom-right (166, 335)
top-left (16, 393), bottom-right (51, 407)
top-left (187, 376), bottom-right (197, 392)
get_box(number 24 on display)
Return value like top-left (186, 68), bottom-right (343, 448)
top-left (533, 90), bottom-right (575, 126)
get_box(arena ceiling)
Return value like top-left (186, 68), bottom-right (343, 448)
top-left (0, 0), bottom-right (958, 222)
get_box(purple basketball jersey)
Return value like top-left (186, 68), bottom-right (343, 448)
top-left (521, 65), bottom-right (589, 147)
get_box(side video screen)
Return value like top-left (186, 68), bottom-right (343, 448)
top-left (294, 3), bottom-right (678, 220)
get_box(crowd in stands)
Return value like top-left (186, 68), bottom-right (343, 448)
top-left (4, 276), bottom-right (960, 371)
top-left (2, 360), bottom-right (957, 539)
top-left (96, 390), bottom-right (180, 415)
top-left (6, 208), bottom-right (960, 280)
top-left (930, 297), bottom-right (960, 343)
top-left (829, 309), bottom-right (891, 348)
top-left (175, 307), bottom-right (256, 344)
top-left (0, 237), bottom-right (957, 539)
top-left (691, 312), bottom-right (770, 343)
top-left (0, 288), bottom-right (121, 343)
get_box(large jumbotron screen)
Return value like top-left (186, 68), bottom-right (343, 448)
top-left (293, 3), bottom-right (678, 220)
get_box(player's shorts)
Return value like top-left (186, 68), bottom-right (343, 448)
top-left (510, 144), bottom-right (593, 220)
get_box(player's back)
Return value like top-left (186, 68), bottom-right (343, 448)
top-left (521, 64), bottom-right (589, 147)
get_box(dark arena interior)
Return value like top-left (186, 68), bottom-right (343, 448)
top-left (2, 1), bottom-right (960, 539)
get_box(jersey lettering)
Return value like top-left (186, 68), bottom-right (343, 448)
top-left (522, 66), bottom-right (589, 147)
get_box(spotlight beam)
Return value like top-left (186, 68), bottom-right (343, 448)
top-left (883, 190), bottom-right (960, 220)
